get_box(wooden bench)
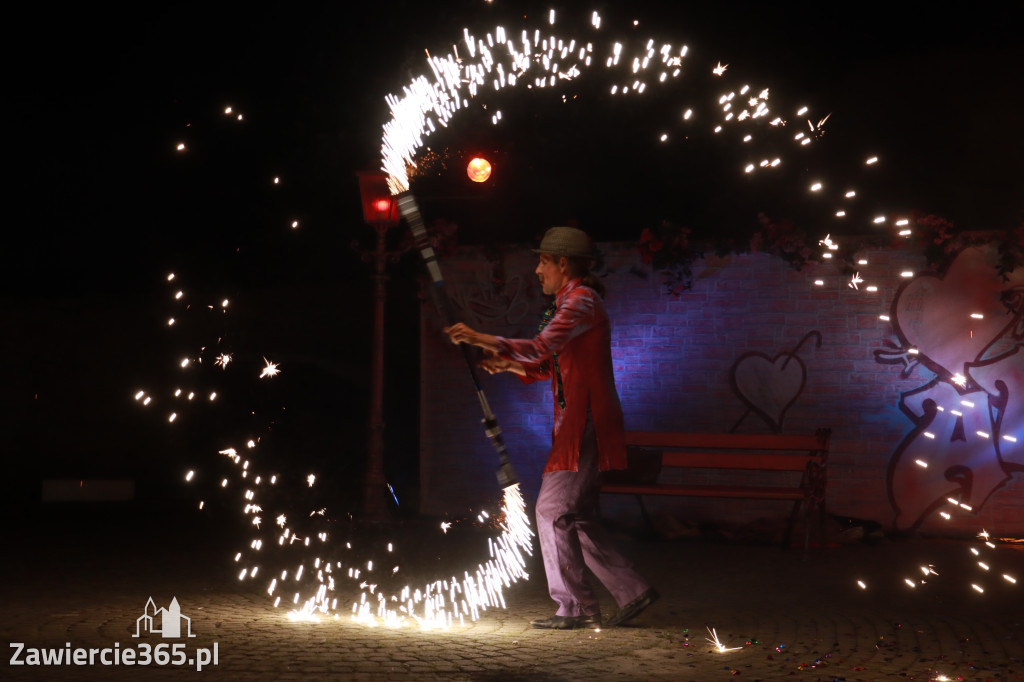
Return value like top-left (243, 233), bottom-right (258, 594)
top-left (600, 429), bottom-right (831, 550)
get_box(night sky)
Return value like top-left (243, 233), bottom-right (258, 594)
top-left (5, 2), bottom-right (1022, 513)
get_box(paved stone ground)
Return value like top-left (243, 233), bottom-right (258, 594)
top-left (1, 503), bottom-right (1022, 681)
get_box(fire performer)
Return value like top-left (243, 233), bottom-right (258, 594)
top-left (445, 226), bottom-right (658, 629)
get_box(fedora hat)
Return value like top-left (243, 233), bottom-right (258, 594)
top-left (532, 226), bottom-right (594, 259)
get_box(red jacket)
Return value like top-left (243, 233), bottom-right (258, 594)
top-left (495, 278), bottom-right (628, 474)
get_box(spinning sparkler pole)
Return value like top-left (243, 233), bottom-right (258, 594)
top-left (396, 191), bottom-right (519, 489)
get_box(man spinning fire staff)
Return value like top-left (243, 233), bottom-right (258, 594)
top-left (445, 226), bottom-right (658, 629)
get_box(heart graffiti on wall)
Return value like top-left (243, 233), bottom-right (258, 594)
top-left (874, 245), bottom-right (1024, 530)
top-left (729, 330), bottom-right (822, 433)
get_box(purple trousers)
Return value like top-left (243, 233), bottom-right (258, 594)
top-left (536, 417), bottom-right (652, 617)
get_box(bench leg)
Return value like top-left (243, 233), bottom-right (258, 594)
top-left (635, 494), bottom-right (655, 533)
top-left (786, 496), bottom-right (827, 559)
top-left (815, 496), bottom-right (827, 550)
top-left (781, 498), bottom-right (802, 551)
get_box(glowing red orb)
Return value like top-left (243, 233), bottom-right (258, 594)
top-left (467, 157), bottom-right (493, 183)
top-left (374, 198), bottom-right (391, 212)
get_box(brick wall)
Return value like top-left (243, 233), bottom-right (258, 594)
top-left (419, 243), bottom-right (1024, 537)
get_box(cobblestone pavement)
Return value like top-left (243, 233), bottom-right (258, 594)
top-left (1, 504), bottom-right (1022, 681)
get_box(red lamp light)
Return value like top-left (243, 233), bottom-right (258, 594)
top-left (357, 171), bottom-right (400, 226)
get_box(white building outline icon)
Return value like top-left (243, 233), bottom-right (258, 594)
top-left (133, 597), bottom-right (196, 638)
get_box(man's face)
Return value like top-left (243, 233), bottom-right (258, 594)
top-left (536, 254), bottom-right (566, 295)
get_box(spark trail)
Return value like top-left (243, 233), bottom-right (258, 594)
top-left (138, 6), bottom-right (1016, 634)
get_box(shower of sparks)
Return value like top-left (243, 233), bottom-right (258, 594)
top-left (809, 113), bottom-right (830, 135)
top-left (260, 358), bottom-right (280, 378)
top-left (343, 484), bottom-right (533, 628)
top-left (380, 14), bottom-right (794, 195)
top-left (215, 353), bottom-right (233, 369)
top-left (848, 273), bottom-right (863, 290)
top-left (706, 627), bottom-right (742, 653)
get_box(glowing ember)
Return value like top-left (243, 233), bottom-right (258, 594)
top-left (260, 357), bottom-right (280, 378)
top-left (706, 627), bottom-right (742, 653)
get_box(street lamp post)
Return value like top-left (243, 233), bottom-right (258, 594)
top-left (355, 171), bottom-right (402, 521)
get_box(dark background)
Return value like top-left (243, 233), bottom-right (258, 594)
top-left (4, 2), bottom-right (1022, 522)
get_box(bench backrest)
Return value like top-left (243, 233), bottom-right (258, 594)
top-left (623, 429), bottom-right (830, 472)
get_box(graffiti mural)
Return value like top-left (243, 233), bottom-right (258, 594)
top-left (875, 246), bottom-right (1024, 529)
top-left (729, 330), bottom-right (822, 433)
top-left (446, 271), bottom-right (535, 330)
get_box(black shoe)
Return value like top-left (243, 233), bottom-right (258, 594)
top-left (607, 588), bottom-right (659, 627)
top-left (529, 614), bottom-right (602, 630)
